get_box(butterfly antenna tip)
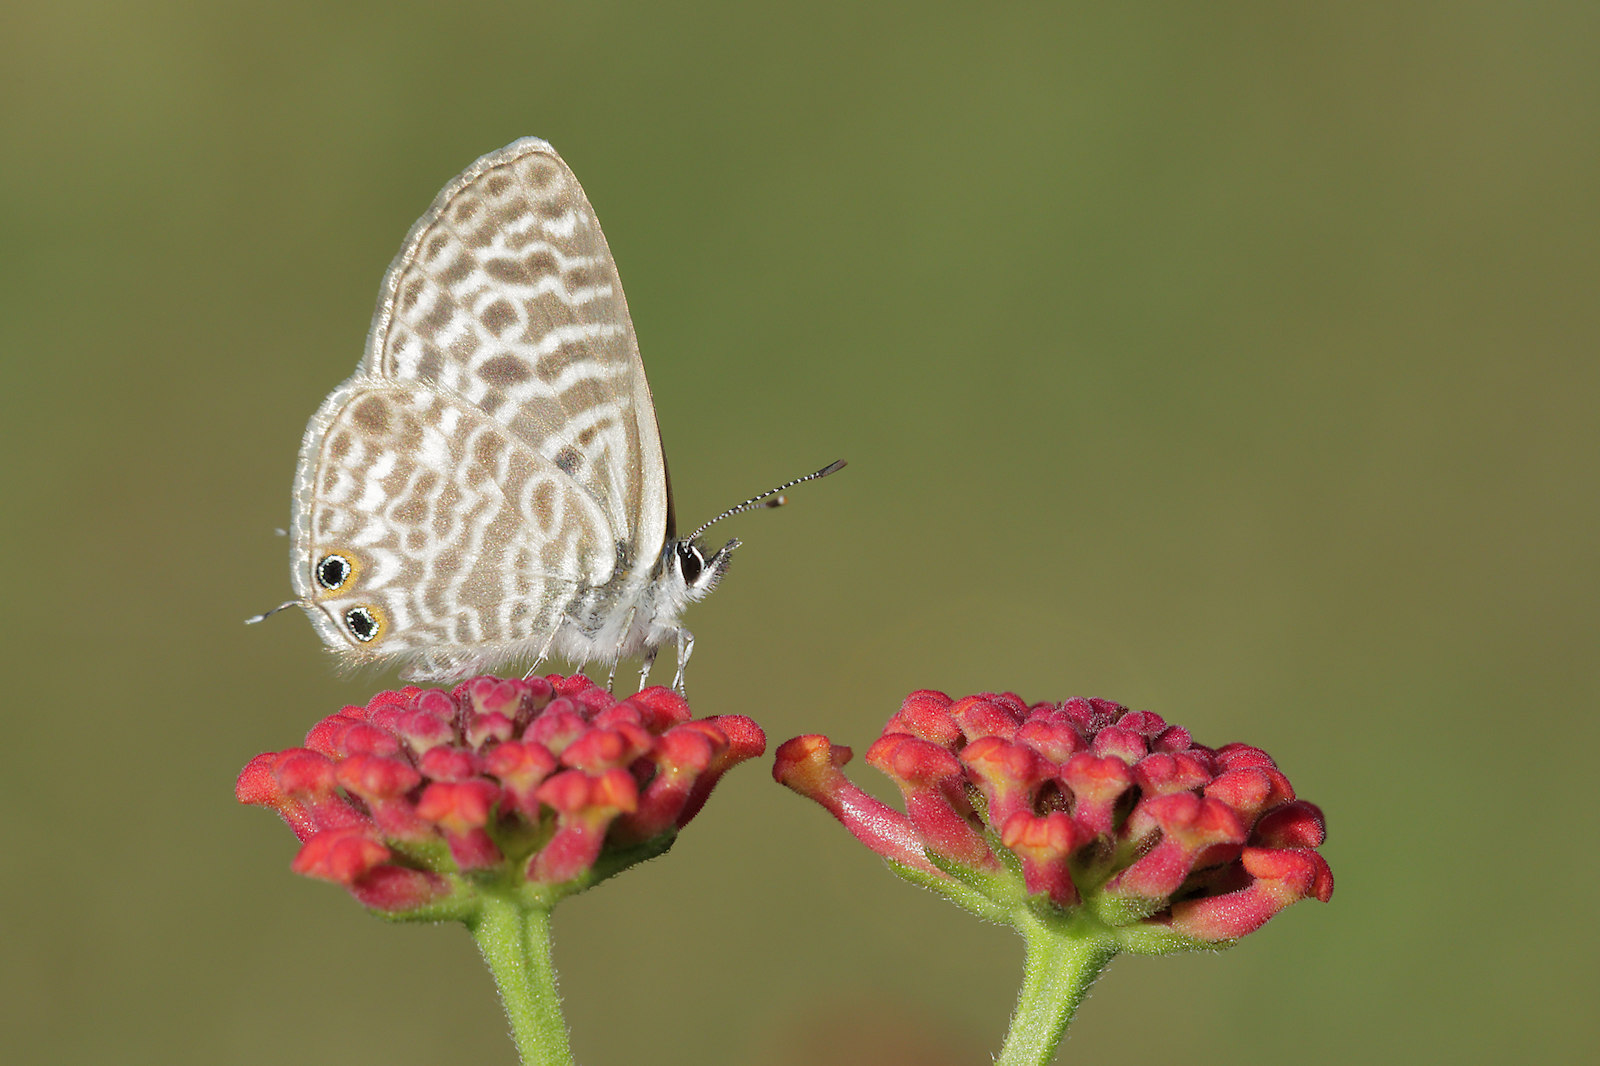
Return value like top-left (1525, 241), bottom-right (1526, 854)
top-left (688, 460), bottom-right (847, 542)
top-left (245, 600), bottom-right (302, 625)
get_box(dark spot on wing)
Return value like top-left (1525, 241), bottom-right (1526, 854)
top-left (351, 396), bottom-right (390, 433)
top-left (472, 432), bottom-right (506, 466)
top-left (531, 480), bottom-right (557, 532)
top-left (481, 300), bottom-right (517, 334)
top-left (479, 353), bottom-right (532, 387)
top-left (523, 162), bottom-right (556, 189)
top-left (534, 345), bottom-right (578, 383)
top-left (398, 277), bottom-right (425, 313)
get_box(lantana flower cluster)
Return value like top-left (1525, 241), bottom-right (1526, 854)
top-left (776, 690), bottom-right (1330, 949)
top-left (238, 674), bottom-right (765, 915)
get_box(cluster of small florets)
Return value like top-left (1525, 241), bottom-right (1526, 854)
top-left (238, 674), bottom-right (764, 913)
top-left (775, 691), bottom-right (1330, 945)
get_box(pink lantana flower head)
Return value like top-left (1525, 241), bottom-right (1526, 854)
top-left (775, 690), bottom-right (1330, 951)
top-left (239, 674), bottom-right (765, 917)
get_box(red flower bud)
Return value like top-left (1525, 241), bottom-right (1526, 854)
top-left (481, 739), bottom-right (559, 821)
top-left (616, 726), bottom-right (715, 842)
top-left (529, 768), bottom-right (639, 884)
top-left (868, 732), bottom-right (1000, 871)
top-left (348, 866), bottom-right (453, 912)
top-left (1165, 847), bottom-right (1334, 941)
top-left (1059, 752), bottom-right (1134, 838)
top-left (1000, 810), bottom-right (1083, 906)
top-left (292, 827), bottom-right (390, 884)
top-left (884, 690), bottom-right (964, 748)
top-left (418, 745), bottom-right (478, 782)
top-left (416, 778), bottom-right (505, 871)
top-left (961, 736), bottom-right (1053, 830)
top-left (673, 715), bottom-right (767, 828)
top-left (948, 696), bottom-right (1021, 743)
top-left (773, 736), bottom-right (939, 875)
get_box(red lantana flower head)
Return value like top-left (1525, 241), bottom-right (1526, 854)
top-left (775, 690), bottom-right (1330, 950)
top-left (238, 674), bottom-right (764, 915)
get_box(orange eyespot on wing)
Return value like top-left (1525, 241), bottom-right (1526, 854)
top-left (343, 604), bottom-right (385, 644)
top-left (314, 551), bottom-right (359, 593)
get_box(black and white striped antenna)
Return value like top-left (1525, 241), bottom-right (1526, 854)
top-left (687, 460), bottom-right (846, 544)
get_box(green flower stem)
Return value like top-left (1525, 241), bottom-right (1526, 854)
top-left (469, 894), bottom-right (572, 1066)
top-left (995, 908), bottom-right (1118, 1066)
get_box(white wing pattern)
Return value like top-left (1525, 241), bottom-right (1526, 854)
top-left (290, 139), bottom-right (676, 682)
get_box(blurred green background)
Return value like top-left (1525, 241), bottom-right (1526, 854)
top-left (3, 2), bottom-right (1594, 1063)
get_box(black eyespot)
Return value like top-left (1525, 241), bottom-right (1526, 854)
top-left (345, 606), bottom-right (380, 642)
top-left (677, 542), bottom-right (705, 584)
top-left (316, 553), bottom-right (353, 590)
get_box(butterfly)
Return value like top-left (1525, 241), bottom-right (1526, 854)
top-left (250, 138), bottom-right (842, 691)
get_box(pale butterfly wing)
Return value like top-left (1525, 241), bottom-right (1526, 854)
top-left (290, 139), bottom-right (675, 681)
top-left (363, 137), bottom-right (671, 557)
top-left (291, 380), bottom-right (615, 678)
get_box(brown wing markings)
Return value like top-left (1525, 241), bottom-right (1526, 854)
top-left (295, 382), bottom-right (614, 666)
top-left (362, 139), bottom-right (668, 568)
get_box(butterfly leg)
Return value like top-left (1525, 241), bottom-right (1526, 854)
top-left (522, 631), bottom-right (560, 681)
top-left (606, 604), bottom-right (641, 692)
top-left (637, 646), bottom-right (659, 692)
top-left (671, 628), bottom-right (695, 696)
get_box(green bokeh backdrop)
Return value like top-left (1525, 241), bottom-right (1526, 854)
top-left (3, 3), bottom-right (1594, 1063)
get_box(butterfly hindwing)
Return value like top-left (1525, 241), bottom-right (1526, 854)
top-left (291, 380), bottom-right (614, 675)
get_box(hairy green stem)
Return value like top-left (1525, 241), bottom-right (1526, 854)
top-left (469, 895), bottom-right (572, 1066)
top-left (995, 909), bottom-right (1117, 1066)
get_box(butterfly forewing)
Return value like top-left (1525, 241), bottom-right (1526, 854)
top-left (363, 138), bottom-right (671, 563)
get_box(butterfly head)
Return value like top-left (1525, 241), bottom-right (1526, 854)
top-left (672, 537), bottom-right (739, 604)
